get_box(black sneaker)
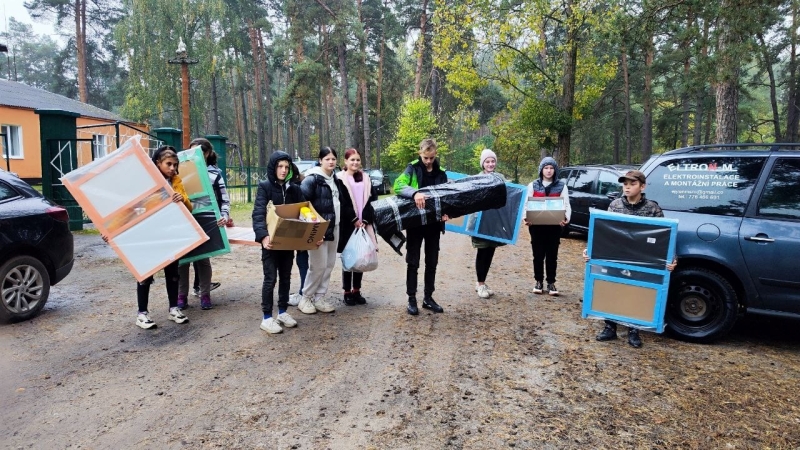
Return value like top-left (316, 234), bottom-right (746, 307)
top-left (352, 291), bottom-right (367, 305)
top-left (344, 292), bottom-right (358, 306)
top-left (422, 296), bottom-right (444, 313)
top-left (547, 284), bottom-right (559, 296)
top-left (533, 281), bottom-right (544, 294)
top-left (407, 297), bottom-right (419, 316)
top-left (628, 329), bottom-right (642, 348)
top-left (596, 324), bottom-right (618, 341)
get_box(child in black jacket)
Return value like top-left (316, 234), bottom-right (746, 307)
top-left (252, 151), bottom-right (305, 334)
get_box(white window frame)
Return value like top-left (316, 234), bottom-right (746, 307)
top-left (93, 134), bottom-right (110, 159)
top-left (1, 124), bottom-right (23, 159)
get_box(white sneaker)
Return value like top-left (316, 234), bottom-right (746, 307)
top-left (277, 312), bottom-right (297, 328)
top-left (288, 293), bottom-right (302, 306)
top-left (476, 284), bottom-right (491, 299)
top-left (260, 317), bottom-right (283, 334)
top-left (297, 295), bottom-right (317, 314)
top-left (313, 297), bottom-right (335, 313)
top-left (136, 312), bottom-right (156, 329)
top-left (168, 307), bottom-right (189, 324)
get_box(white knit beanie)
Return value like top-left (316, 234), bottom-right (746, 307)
top-left (480, 149), bottom-right (497, 169)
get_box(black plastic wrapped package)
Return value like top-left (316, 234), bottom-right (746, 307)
top-left (371, 174), bottom-right (507, 243)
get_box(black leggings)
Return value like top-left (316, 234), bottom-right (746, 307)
top-left (475, 247), bottom-right (496, 283)
top-left (342, 270), bottom-right (364, 291)
top-left (137, 261), bottom-right (179, 312)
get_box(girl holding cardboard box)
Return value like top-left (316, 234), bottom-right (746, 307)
top-left (523, 156), bottom-right (571, 296)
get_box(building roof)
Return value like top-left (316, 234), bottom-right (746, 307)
top-left (0, 78), bottom-right (123, 122)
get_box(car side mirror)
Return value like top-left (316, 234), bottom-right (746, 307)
top-left (606, 191), bottom-right (621, 200)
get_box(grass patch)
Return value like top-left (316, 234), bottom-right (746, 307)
top-left (229, 202), bottom-right (254, 227)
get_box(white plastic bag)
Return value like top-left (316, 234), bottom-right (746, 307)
top-left (341, 228), bottom-right (379, 272)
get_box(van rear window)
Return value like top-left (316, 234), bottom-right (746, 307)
top-left (646, 157), bottom-right (765, 216)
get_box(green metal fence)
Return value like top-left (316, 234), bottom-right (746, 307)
top-left (224, 167), bottom-right (402, 205)
top-left (224, 166), bottom-right (269, 204)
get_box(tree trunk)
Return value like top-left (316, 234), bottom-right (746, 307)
top-left (680, 8), bottom-right (694, 147)
top-left (258, 31), bottom-right (274, 154)
top-left (74, 0), bottom-right (88, 103)
top-left (357, 0), bottom-right (371, 164)
top-left (621, 47), bottom-right (632, 164)
top-left (613, 97), bottom-right (620, 164)
top-left (714, 1), bottom-right (740, 144)
top-left (694, 19), bottom-right (710, 146)
top-left (375, 0), bottom-right (387, 168)
top-left (247, 23), bottom-right (267, 167)
top-left (641, 31), bottom-right (654, 160)
top-left (413, 0), bottom-right (429, 99)
top-left (338, 42), bottom-right (354, 148)
top-left (786, 0), bottom-right (800, 142)
top-left (554, 0), bottom-right (581, 167)
top-left (756, 33), bottom-right (781, 141)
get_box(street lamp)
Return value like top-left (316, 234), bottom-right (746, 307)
top-left (168, 37), bottom-right (198, 149)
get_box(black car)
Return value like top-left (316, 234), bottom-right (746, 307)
top-left (558, 164), bottom-right (636, 234)
top-left (0, 170), bottom-right (74, 322)
top-left (367, 169), bottom-right (390, 195)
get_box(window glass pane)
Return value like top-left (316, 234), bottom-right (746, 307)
top-left (571, 169), bottom-right (595, 193)
top-left (1, 125), bottom-right (22, 157)
top-left (597, 170), bottom-right (620, 195)
top-left (758, 158), bottom-right (800, 220)
top-left (0, 182), bottom-right (18, 201)
top-left (646, 157), bottom-right (765, 216)
top-left (93, 135), bottom-right (109, 159)
top-left (558, 169), bottom-right (571, 183)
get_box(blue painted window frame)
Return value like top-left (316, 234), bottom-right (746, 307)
top-left (581, 209), bottom-right (678, 333)
top-left (444, 171), bottom-right (527, 245)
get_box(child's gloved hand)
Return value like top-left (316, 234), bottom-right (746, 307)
top-left (582, 248), bottom-right (589, 262)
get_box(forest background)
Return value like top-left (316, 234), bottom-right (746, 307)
top-left (2, 0), bottom-right (799, 182)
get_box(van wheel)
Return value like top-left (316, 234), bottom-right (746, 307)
top-left (665, 267), bottom-right (738, 343)
top-left (0, 256), bottom-right (50, 322)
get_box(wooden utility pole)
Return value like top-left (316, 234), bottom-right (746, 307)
top-left (168, 38), bottom-right (198, 149)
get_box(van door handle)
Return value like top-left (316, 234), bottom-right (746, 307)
top-left (745, 236), bottom-right (775, 243)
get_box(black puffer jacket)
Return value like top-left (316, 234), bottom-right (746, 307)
top-left (252, 151), bottom-right (305, 243)
top-left (301, 167), bottom-right (345, 241)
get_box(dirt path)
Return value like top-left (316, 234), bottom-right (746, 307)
top-left (2, 228), bottom-right (799, 449)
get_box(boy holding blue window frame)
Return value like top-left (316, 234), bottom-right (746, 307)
top-left (583, 170), bottom-right (677, 348)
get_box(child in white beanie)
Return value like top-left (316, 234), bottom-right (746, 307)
top-left (473, 149), bottom-right (503, 299)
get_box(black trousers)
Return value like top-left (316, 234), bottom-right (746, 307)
top-left (261, 249), bottom-right (294, 315)
top-left (475, 247), bottom-right (496, 283)
top-left (342, 270), bottom-right (364, 291)
top-left (137, 260), bottom-right (179, 312)
top-left (530, 225), bottom-right (561, 284)
top-left (405, 223), bottom-right (441, 297)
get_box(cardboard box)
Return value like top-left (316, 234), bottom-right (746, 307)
top-left (525, 197), bottom-right (566, 225)
top-left (267, 201), bottom-right (330, 250)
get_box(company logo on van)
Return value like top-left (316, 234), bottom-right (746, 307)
top-left (667, 163), bottom-right (735, 172)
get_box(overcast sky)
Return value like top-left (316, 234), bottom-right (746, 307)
top-left (2, 0), bottom-right (59, 39)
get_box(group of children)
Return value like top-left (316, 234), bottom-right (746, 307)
top-left (115, 136), bottom-right (675, 348)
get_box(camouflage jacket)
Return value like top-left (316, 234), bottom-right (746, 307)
top-left (607, 193), bottom-right (664, 218)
